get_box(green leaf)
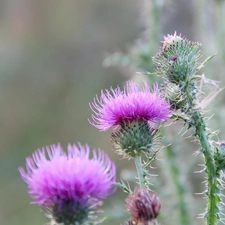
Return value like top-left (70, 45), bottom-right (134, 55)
top-left (144, 71), bottom-right (162, 76)
top-left (116, 181), bottom-right (133, 194)
top-left (197, 53), bottom-right (217, 71)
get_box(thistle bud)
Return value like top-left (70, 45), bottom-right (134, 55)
top-left (125, 188), bottom-right (161, 225)
top-left (153, 32), bottom-right (201, 84)
top-left (161, 31), bottom-right (183, 51)
top-left (166, 83), bottom-right (186, 109)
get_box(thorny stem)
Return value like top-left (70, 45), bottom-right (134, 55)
top-left (134, 155), bottom-right (145, 187)
top-left (182, 72), bottom-right (218, 225)
top-left (165, 145), bottom-right (190, 225)
top-left (191, 111), bottom-right (217, 225)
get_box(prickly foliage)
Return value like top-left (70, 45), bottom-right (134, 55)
top-left (152, 33), bottom-right (225, 225)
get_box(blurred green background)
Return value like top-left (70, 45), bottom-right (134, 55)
top-left (0, 0), bottom-right (225, 225)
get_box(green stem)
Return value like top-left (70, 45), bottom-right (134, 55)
top-left (134, 155), bottom-right (145, 187)
top-left (165, 146), bottom-right (190, 225)
top-left (149, 0), bottom-right (160, 63)
top-left (192, 111), bottom-right (217, 225)
top-left (150, 0), bottom-right (160, 48)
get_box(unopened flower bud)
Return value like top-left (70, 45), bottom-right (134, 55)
top-left (166, 83), bottom-right (186, 109)
top-left (126, 188), bottom-right (161, 225)
top-left (161, 31), bottom-right (183, 51)
top-left (153, 32), bottom-right (201, 85)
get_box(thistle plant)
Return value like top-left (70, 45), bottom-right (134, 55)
top-left (102, 3), bottom-right (192, 224)
top-left (17, 3), bottom-right (225, 222)
top-left (19, 31), bottom-right (225, 225)
top-left (89, 80), bottom-right (171, 224)
top-left (152, 32), bottom-right (225, 225)
top-left (90, 29), bottom-right (225, 224)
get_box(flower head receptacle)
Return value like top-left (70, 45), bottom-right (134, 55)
top-left (19, 143), bottom-right (116, 225)
top-left (89, 81), bottom-right (170, 157)
top-left (111, 120), bottom-right (158, 158)
top-left (126, 187), bottom-right (161, 225)
top-left (153, 33), bottom-right (202, 85)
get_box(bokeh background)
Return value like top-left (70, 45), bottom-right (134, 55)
top-left (0, 0), bottom-right (225, 225)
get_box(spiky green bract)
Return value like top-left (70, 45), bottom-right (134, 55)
top-left (153, 36), bottom-right (201, 85)
top-left (53, 201), bottom-right (88, 225)
top-left (111, 120), bottom-right (158, 158)
top-left (43, 199), bottom-right (103, 225)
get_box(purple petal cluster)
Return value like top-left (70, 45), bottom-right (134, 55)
top-left (89, 81), bottom-right (171, 131)
top-left (19, 143), bottom-right (116, 207)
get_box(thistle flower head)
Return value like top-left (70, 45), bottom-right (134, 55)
top-left (89, 81), bottom-right (171, 131)
top-left (126, 188), bottom-right (161, 225)
top-left (19, 143), bottom-right (116, 224)
top-left (153, 32), bottom-right (202, 85)
top-left (161, 31), bottom-right (183, 50)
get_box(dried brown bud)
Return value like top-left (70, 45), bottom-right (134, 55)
top-left (125, 188), bottom-right (161, 225)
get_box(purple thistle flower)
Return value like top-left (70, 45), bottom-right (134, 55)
top-left (19, 143), bottom-right (116, 207)
top-left (89, 81), bottom-right (171, 131)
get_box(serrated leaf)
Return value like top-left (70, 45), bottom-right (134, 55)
top-left (197, 53), bottom-right (217, 71)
